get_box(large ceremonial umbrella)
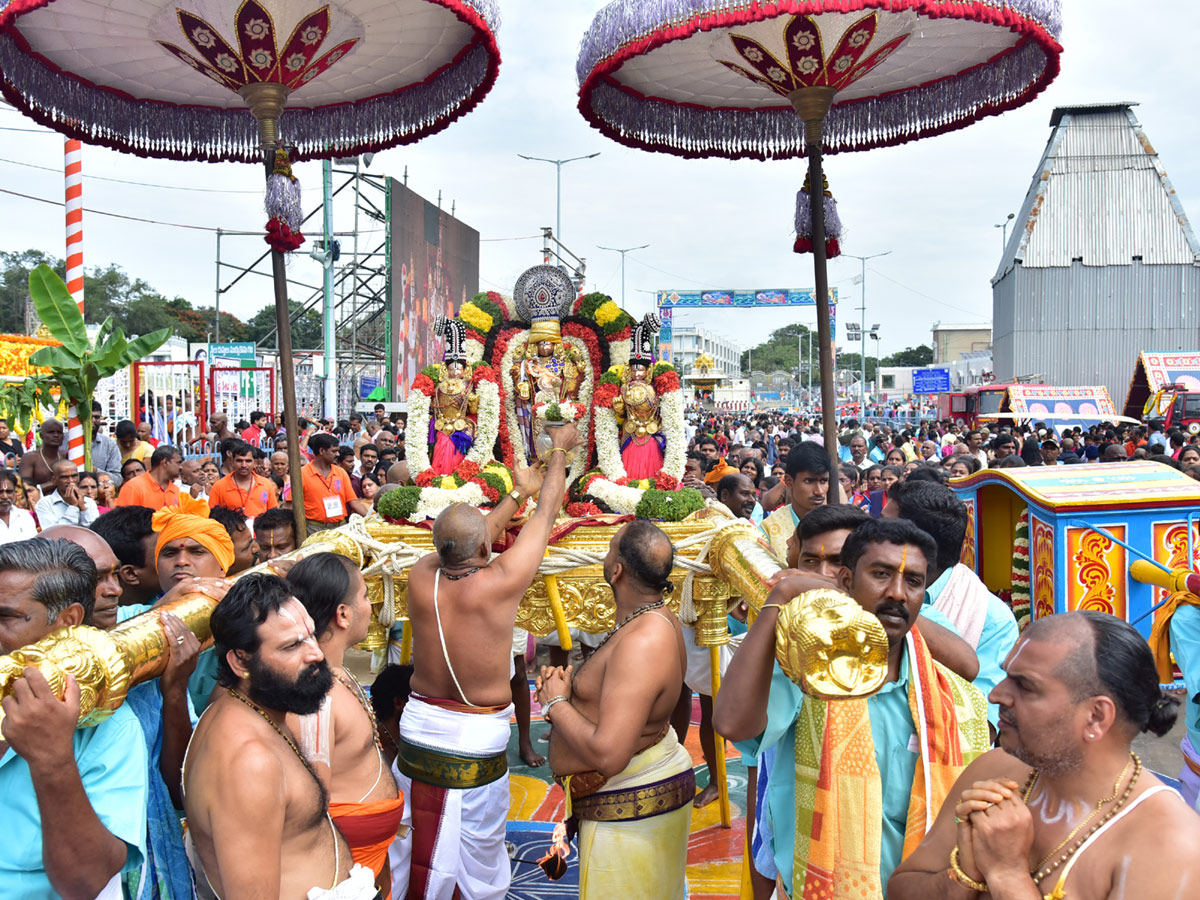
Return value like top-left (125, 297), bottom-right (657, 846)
top-left (0, 0), bottom-right (501, 535)
top-left (577, 0), bottom-right (1062, 472)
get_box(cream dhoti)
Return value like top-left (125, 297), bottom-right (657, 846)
top-left (388, 694), bottom-right (514, 900)
top-left (563, 729), bottom-right (696, 900)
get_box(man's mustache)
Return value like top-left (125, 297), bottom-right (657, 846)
top-left (874, 602), bottom-right (910, 623)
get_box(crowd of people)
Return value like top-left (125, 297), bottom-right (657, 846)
top-left (2, 399), bottom-right (1199, 900)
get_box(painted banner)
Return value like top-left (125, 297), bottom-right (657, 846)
top-left (656, 288), bottom-right (836, 308)
top-left (1138, 352), bottom-right (1200, 393)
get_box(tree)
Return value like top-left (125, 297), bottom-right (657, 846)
top-left (741, 323), bottom-right (814, 375)
top-left (835, 351), bottom-right (879, 384)
top-left (27, 265), bottom-right (171, 470)
top-left (882, 345), bottom-right (934, 367)
top-left (0, 249), bottom-right (62, 334)
top-left (246, 301), bottom-right (323, 350)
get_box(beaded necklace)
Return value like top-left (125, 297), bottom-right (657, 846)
top-left (226, 688), bottom-right (310, 771)
top-left (1022, 752), bottom-right (1142, 888)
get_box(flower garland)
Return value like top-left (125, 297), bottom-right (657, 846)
top-left (382, 460), bottom-right (515, 523)
top-left (466, 376), bottom-right (501, 466)
top-left (658, 388), bottom-right (687, 481)
top-left (405, 375), bottom-right (434, 474)
top-left (0, 334), bottom-right (57, 378)
top-left (584, 476), bottom-right (645, 515)
top-left (534, 400), bottom-right (586, 423)
top-left (593, 405), bottom-right (627, 482)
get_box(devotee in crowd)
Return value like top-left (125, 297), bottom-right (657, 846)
top-left (89, 401), bottom-right (124, 486)
top-left (760, 442), bottom-right (832, 562)
top-left (300, 433), bottom-right (368, 538)
top-left (0, 468), bottom-right (38, 543)
top-left (179, 457), bottom-right (206, 500)
top-left (0, 537), bottom-right (151, 900)
top-left (0, 416), bottom-right (24, 461)
top-left (538, 520), bottom-right (694, 898)
top-left (91, 505), bottom-right (161, 609)
top-left (18, 418), bottom-right (66, 491)
top-left (715, 518), bottom-right (990, 899)
top-left (1149, 569), bottom-right (1200, 810)
top-left (389, 423), bottom-right (579, 900)
top-left (884, 480), bottom-right (1019, 729)
top-left (254, 506), bottom-right (298, 562)
top-left (115, 418), bottom-right (155, 466)
top-left (208, 440), bottom-right (278, 522)
top-left (116, 445), bottom-right (182, 510)
top-left (286, 553), bottom-right (405, 897)
top-left (208, 507), bottom-right (260, 575)
top-left (40, 523), bottom-right (122, 630)
top-left (35, 458), bottom-right (99, 528)
top-left (205, 413), bottom-right (237, 445)
top-left (183, 573), bottom-right (377, 899)
top-left (890, 611), bottom-right (1200, 900)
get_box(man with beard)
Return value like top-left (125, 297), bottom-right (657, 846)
top-left (287, 553), bottom-right (404, 898)
top-left (890, 612), bottom-right (1200, 900)
top-left (389, 424), bottom-right (578, 900)
top-left (537, 521), bottom-right (693, 898)
top-left (760, 442), bottom-right (832, 563)
top-left (183, 573), bottom-right (377, 899)
top-left (715, 519), bottom-right (990, 899)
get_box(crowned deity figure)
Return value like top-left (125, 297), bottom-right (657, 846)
top-left (429, 316), bottom-right (479, 475)
top-left (613, 314), bottom-right (666, 479)
top-left (509, 265), bottom-right (587, 464)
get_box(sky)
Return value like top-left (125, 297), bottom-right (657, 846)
top-left (1, 0), bottom-right (1198, 362)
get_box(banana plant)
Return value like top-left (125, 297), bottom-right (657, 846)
top-left (0, 374), bottom-right (58, 440)
top-left (27, 264), bottom-right (172, 470)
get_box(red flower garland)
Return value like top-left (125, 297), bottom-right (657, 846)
top-left (414, 469), bottom-right (435, 488)
top-left (593, 382), bottom-right (620, 409)
top-left (412, 373), bottom-right (437, 397)
top-left (264, 217), bottom-right (305, 253)
top-left (567, 501), bottom-right (604, 517)
top-left (607, 324), bottom-right (632, 342)
top-left (490, 326), bottom-right (524, 469)
top-left (653, 370), bottom-right (681, 394)
top-left (654, 472), bottom-right (680, 491)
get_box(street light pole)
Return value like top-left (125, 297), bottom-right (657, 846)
top-left (995, 212), bottom-right (1015, 252)
top-left (518, 152), bottom-right (600, 241)
top-left (597, 243), bottom-right (649, 308)
top-left (842, 251), bottom-right (890, 414)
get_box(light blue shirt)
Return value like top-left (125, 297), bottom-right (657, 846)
top-left (0, 704), bottom-right (148, 899)
top-left (736, 650), bottom-right (918, 896)
top-left (1170, 604), bottom-right (1200, 751)
top-left (925, 567), bottom-right (1019, 728)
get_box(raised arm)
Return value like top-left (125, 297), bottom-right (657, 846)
top-left (712, 573), bottom-right (832, 742)
top-left (490, 424), bottom-right (580, 588)
top-left (483, 462), bottom-right (546, 546)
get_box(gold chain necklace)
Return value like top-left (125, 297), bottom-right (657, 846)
top-left (1028, 753), bottom-right (1133, 875)
top-left (1022, 752), bottom-right (1142, 886)
top-left (226, 688), bottom-right (309, 769)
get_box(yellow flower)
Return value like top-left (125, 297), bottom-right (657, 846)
top-left (595, 301), bottom-right (621, 326)
top-left (459, 303), bottom-right (493, 334)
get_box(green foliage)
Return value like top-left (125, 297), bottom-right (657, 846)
top-left (741, 323), bottom-right (813, 375)
top-left (246, 300), bottom-right (323, 349)
top-left (377, 486), bottom-right (421, 522)
top-left (882, 345), bottom-right (934, 367)
top-left (26, 265), bottom-right (171, 469)
top-left (634, 488), bottom-right (705, 522)
top-left (0, 376), bottom-right (57, 435)
top-left (0, 250), bottom-right (62, 333)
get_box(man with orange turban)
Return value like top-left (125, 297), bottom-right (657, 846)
top-left (153, 495), bottom-right (236, 714)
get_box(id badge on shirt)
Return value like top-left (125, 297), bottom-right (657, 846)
top-left (323, 495), bottom-right (344, 519)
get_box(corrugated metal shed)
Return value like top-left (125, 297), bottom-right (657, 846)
top-left (992, 104), bottom-right (1200, 404)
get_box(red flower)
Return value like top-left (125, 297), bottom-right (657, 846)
top-left (472, 476), bottom-right (500, 504)
top-left (654, 473), bottom-right (680, 491)
top-left (414, 469), bottom-right (435, 488)
top-left (608, 324), bottom-right (631, 342)
top-left (456, 459), bottom-right (482, 479)
top-left (653, 371), bottom-right (681, 394)
top-left (567, 502), bottom-right (603, 517)
top-left (471, 364), bottom-right (498, 387)
top-left (412, 374), bottom-right (437, 398)
top-left (594, 382), bottom-right (620, 409)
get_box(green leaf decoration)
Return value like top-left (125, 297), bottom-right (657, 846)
top-left (28, 265), bottom-right (88, 357)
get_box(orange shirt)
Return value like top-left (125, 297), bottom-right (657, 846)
top-left (209, 472), bottom-right (278, 519)
top-left (115, 471), bottom-right (181, 511)
top-left (301, 462), bottom-right (357, 523)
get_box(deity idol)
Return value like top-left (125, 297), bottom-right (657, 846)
top-left (612, 314), bottom-right (665, 479)
top-left (429, 316), bottom-right (478, 475)
top-left (509, 265), bottom-right (586, 464)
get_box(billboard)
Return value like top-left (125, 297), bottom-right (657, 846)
top-left (913, 368), bottom-right (951, 394)
top-left (389, 179), bottom-right (480, 400)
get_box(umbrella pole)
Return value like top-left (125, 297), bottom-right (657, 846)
top-left (790, 87), bottom-right (840, 504)
top-left (262, 147), bottom-right (308, 543)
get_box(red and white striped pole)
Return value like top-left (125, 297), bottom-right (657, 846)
top-left (64, 138), bottom-right (86, 467)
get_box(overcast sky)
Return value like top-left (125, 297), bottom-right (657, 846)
top-left (2, 0), bottom-right (1197, 360)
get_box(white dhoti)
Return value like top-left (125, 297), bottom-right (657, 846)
top-left (388, 694), bottom-right (514, 900)
top-left (680, 624), bottom-right (739, 696)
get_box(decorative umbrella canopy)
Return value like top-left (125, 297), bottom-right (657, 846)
top-left (0, 0), bottom-right (501, 161)
top-left (577, 1), bottom-right (1062, 160)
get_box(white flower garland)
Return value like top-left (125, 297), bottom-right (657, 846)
top-left (405, 388), bottom-right (432, 473)
top-left (659, 388), bottom-right (686, 480)
top-left (586, 477), bottom-right (644, 515)
top-left (465, 338), bottom-right (485, 365)
top-left (412, 481), bottom-right (486, 520)
top-left (466, 378), bottom-right (500, 466)
top-left (609, 337), bottom-right (632, 369)
top-left (594, 405), bottom-right (627, 481)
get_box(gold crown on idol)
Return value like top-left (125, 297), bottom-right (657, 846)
top-left (514, 265), bottom-right (575, 344)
